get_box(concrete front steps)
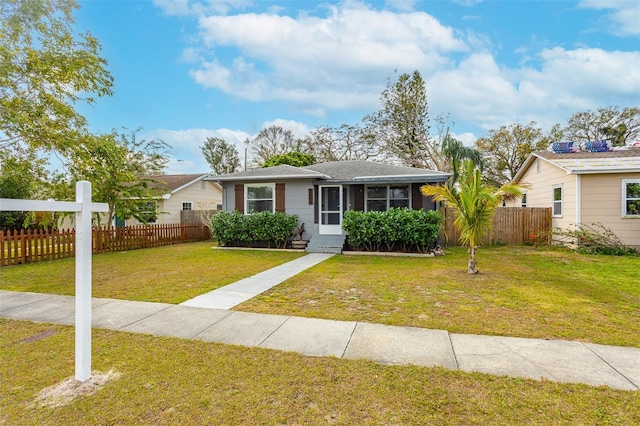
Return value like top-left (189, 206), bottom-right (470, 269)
top-left (306, 234), bottom-right (346, 254)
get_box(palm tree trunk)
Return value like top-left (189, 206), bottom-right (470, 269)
top-left (467, 245), bottom-right (479, 274)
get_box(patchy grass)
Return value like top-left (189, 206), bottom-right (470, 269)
top-left (2, 320), bottom-right (638, 425)
top-left (2, 242), bottom-right (638, 347)
top-left (0, 241), bottom-right (304, 304)
top-left (238, 246), bottom-right (640, 347)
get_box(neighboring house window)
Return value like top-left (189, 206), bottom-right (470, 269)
top-left (552, 185), bottom-right (562, 217)
top-left (181, 202), bottom-right (193, 211)
top-left (245, 184), bottom-right (274, 213)
top-left (141, 201), bottom-right (157, 224)
top-left (521, 193), bottom-right (527, 207)
top-left (366, 185), bottom-right (410, 212)
top-left (622, 179), bottom-right (640, 217)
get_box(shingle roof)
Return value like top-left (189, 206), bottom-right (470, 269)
top-left (211, 161), bottom-right (450, 183)
top-left (535, 149), bottom-right (640, 160)
top-left (211, 164), bottom-right (327, 181)
top-left (514, 148), bottom-right (640, 181)
top-left (144, 174), bottom-right (207, 192)
top-left (303, 160), bottom-right (450, 182)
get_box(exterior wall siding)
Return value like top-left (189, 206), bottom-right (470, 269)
top-left (129, 180), bottom-right (222, 225)
top-left (581, 173), bottom-right (640, 248)
top-left (515, 158), bottom-right (576, 230)
top-left (510, 157), bottom-right (640, 248)
top-left (220, 180), bottom-right (315, 238)
top-left (283, 180), bottom-right (315, 240)
top-left (221, 183), bottom-right (234, 213)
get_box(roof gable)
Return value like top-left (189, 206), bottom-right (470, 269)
top-left (514, 149), bottom-right (640, 181)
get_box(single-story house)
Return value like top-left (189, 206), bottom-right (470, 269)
top-left (507, 148), bottom-right (640, 248)
top-left (124, 174), bottom-right (222, 226)
top-left (210, 160), bottom-right (451, 252)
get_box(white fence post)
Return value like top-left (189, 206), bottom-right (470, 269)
top-left (0, 181), bottom-right (108, 382)
top-left (75, 181), bottom-right (92, 382)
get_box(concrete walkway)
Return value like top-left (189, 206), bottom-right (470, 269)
top-left (1, 289), bottom-right (638, 391)
top-left (181, 253), bottom-right (335, 309)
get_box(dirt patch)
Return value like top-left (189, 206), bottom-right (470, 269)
top-left (33, 370), bottom-right (121, 408)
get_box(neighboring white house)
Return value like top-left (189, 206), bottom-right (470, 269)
top-left (508, 147), bottom-right (640, 248)
top-left (125, 174), bottom-right (222, 226)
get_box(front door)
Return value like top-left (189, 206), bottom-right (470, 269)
top-left (319, 185), bottom-right (342, 235)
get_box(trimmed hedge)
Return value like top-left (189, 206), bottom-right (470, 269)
top-left (343, 208), bottom-right (443, 253)
top-left (211, 211), bottom-right (299, 249)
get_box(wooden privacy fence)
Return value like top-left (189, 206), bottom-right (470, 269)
top-left (441, 207), bottom-right (552, 247)
top-left (0, 223), bottom-right (210, 267)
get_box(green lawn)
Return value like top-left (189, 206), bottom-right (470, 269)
top-left (0, 241), bottom-right (304, 304)
top-left (2, 242), bottom-right (639, 423)
top-left (2, 319), bottom-right (638, 425)
top-left (2, 242), bottom-right (638, 346)
top-left (239, 245), bottom-right (640, 347)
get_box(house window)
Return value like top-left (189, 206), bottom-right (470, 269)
top-left (521, 193), bottom-right (527, 207)
top-left (245, 184), bottom-right (274, 213)
top-left (366, 185), bottom-right (410, 212)
top-left (141, 201), bottom-right (157, 224)
top-left (622, 179), bottom-right (640, 217)
top-left (552, 185), bottom-right (562, 217)
top-left (181, 202), bottom-right (193, 211)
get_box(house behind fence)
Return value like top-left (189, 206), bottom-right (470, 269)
top-left (0, 223), bottom-right (210, 267)
top-left (442, 207), bottom-right (552, 247)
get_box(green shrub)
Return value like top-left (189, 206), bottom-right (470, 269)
top-left (553, 223), bottom-right (639, 256)
top-left (343, 208), bottom-right (443, 253)
top-left (211, 211), bottom-right (299, 249)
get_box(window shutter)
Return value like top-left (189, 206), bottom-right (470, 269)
top-left (235, 184), bottom-right (244, 213)
top-left (412, 183), bottom-right (423, 210)
top-left (275, 183), bottom-right (285, 213)
top-left (314, 186), bottom-right (319, 224)
top-left (353, 184), bottom-right (364, 211)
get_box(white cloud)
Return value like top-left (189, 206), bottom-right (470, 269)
top-left (261, 119), bottom-right (311, 139)
top-left (155, 1), bottom-right (639, 142)
top-left (143, 127), bottom-right (252, 174)
top-left (451, 131), bottom-right (478, 146)
top-left (578, 0), bottom-right (640, 36)
top-left (187, 2), bottom-right (467, 109)
top-left (430, 47), bottom-right (640, 135)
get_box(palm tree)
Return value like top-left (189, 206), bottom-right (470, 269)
top-left (421, 160), bottom-right (523, 274)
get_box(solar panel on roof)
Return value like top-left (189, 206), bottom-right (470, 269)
top-left (584, 141), bottom-right (609, 152)
top-left (551, 141), bottom-right (575, 153)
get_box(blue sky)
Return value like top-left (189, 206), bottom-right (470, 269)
top-left (74, 0), bottom-right (640, 173)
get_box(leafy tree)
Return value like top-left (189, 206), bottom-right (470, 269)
top-left (563, 106), bottom-right (640, 147)
top-left (263, 151), bottom-right (315, 168)
top-left (475, 122), bottom-right (548, 186)
top-left (364, 70), bottom-right (445, 169)
top-left (63, 128), bottom-right (170, 225)
top-left (421, 160), bottom-right (523, 274)
top-left (440, 135), bottom-right (482, 188)
top-left (306, 124), bottom-right (379, 162)
top-left (0, 0), bottom-right (113, 154)
top-left (0, 157), bottom-right (42, 230)
top-left (201, 137), bottom-right (241, 175)
top-left (250, 126), bottom-right (305, 166)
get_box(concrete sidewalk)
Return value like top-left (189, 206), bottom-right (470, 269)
top-left (1, 289), bottom-right (638, 391)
